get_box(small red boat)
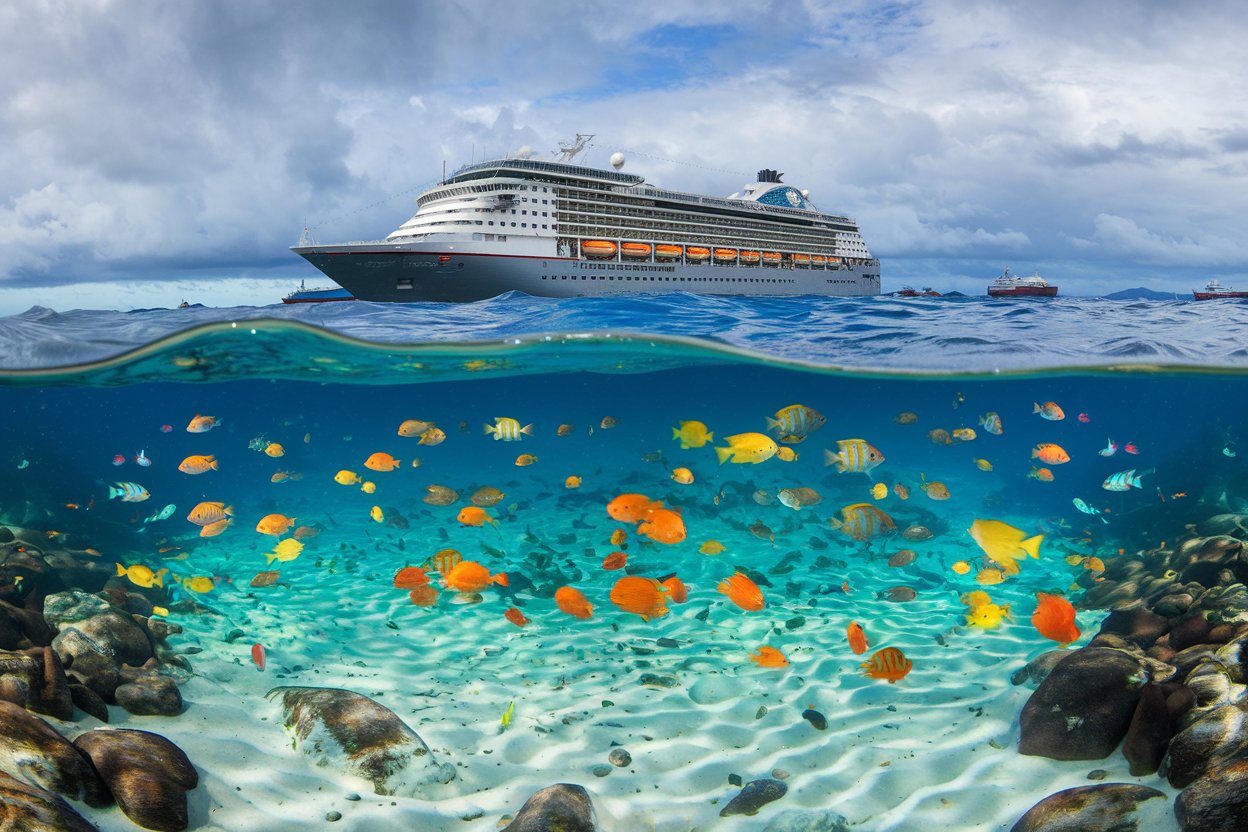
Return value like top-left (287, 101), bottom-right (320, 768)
top-left (1193, 278), bottom-right (1248, 300)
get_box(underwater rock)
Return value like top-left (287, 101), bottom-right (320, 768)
top-left (1195, 584), bottom-right (1248, 625)
top-left (762, 808), bottom-right (851, 832)
top-left (1008, 783), bottom-right (1167, 832)
top-left (688, 676), bottom-right (735, 705)
top-left (638, 673), bottom-right (679, 688)
top-left (1195, 514), bottom-right (1248, 539)
top-left (1011, 650), bottom-right (1072, 687)
top-left (1169, 614), bottom-right (1213, 651)
top-left (1182, 661), bottom-right (1243, 714)
top-left (73, 610), bottom-right (153, 667)
top-left (69, 683), bottom-right (109, 722)
top-left (267, 686), bottom-right (455, 797)
top-left (1093, 609), bottom-right (1170, 648)
top-left (720, 777), bottom-right (788, 816)
top-left (0, 701), bottom-right (110, 806)
top-left (801, 709), bottom-right (827, 730)
top-left (0, 646), bottom-right (73, 720)
top-left (1122, 682), bottom-right (1172, 776)
top-left (901, 525), bottom-right (933, 541)
top-left (502, 783), bottom-right (598, 832)
top-left (114, 673), bottom-right (183, 716)
top-left (42, 590), bottom-right (112, 628)
top-left (0, 598), bottom-right (54, 650)
top-left (1156, 592), bottom-right (1198, 618)
top-left (1175, 758), bottom-right (1248, 832)
top-left (73, 728), bottom-right (198, 832)
top-left (607, 748), bottom-right (631, 767)
top-left (0, 770), bottom-right (101, 832)
top-left (1163, 702), bottom-right (1248, 789)
top-left (53, 627), bottom-right (121, 700)
top-left (1019, 647), bottom-right (1147, 760)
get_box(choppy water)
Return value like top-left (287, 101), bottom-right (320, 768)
top-left (2, 294), bottom-right (1246, 831)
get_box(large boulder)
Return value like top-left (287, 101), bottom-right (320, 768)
top-left (1122, 682), bottom-right (1172, 776)
top-left (1010, 783), bottom-right (1168, 832)
top-left (73, 728), bottom-right (198, 832)
top-left (266, 686), bottom-right (455, 797)
top-left (502, 783), bottom-right (598, 832)
top-left (1175, 758), bottom-right (1248, 832)
top-left (0, 700), bottom-right (109, 806)
top-left (1019, 648), bottom-right (1147, 760)
top-left (0, 647), bottom-right (72, 721)
top-left (1163, 702), bottom-right (1248, 789)
top-left (0, 770), bottom-right (100, 831)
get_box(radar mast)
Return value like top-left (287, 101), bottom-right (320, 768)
top-left (555, 133), bottom-right (595, 163)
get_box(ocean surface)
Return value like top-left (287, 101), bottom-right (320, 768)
top-left (2, 293), bottom-right (1246, 831)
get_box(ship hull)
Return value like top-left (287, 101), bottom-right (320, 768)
top-left (293, 246), bottom-right (881, 302)
top-left (988, 286), bottom-right (1058, 297)
top-left (281, 287), bottom-right (355, 303)
top-left (1194, 291), bottom-right (1248, 300)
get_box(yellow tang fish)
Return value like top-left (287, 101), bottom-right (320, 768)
top-left (699, 540), bottom-right (726, 555)
top-left (951, 560), bottom-right (971, 575)
top-left (266, 538), bottom-right (305, 565)
top-left (361, 481), bottom-right (377, 494)
top-left (151, 606), bottom-right (169, 617)
top-left (334, 470), bottom-right (362, 485)
top-left (671, 420), bottom-right (714, 449)
top-left (370, 506), bottom-right (384, 523)
top-left (671, 467), bottom-right (694, 485)
top-left (966, 601), bottom-right (1011, 629)
top-left (968, 519), bottom-right (1044, 575)
top-left (871, 482), bottom-right (888, 500)
top-left (564, 476), bottom-right (581, 488)
top-left (182, 576), bottom-right (215, 593)
top-left (714, 432), bottom-right (778, 465)
top-left (776, 447), bottom-right (798, 462)
top-left (975, 567), bottom-right (1006, 585)
top-left (116, 563), bottom-right (167, 589)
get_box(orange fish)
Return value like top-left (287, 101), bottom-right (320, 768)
top-left (1031, 443), bottom-right (1071, 465)
top-left (430, 548), bottom-right (462, 575)
top-left (457, 506), bottom-right (498, 527)
top-left (606, 493), bottom-right (661, 524)
top-left (187, 501), bottom-right (232, 526)
top-left (750, 646), bottom-right (789, 668)
top-left (270, 471), bottom-right (290, 484)
top-left (504, 607), bottom-right (530, 627)
top-left (1028, 466), bottom-right (1055, 482)
top-left (292, 525), bottom-right (320, 540)
top-left (555, 586), bottom-right (594, 619)
top-left (919, 475), bottom-right (950, 500)
top-left (364, 452), bottom-right (401, 472)
top-left (255, 514), bottom-right (296, 536)
top-left (186, 414), bottom-right (219, 433)
top-left (661, 576), bottom-right (688, 604)
top-left (1032, 592), bottom-right (1081, 646)
top-left (717, 571), bottom-right (765, 611)
top-left (609, 529), bottom-right (627, 546)
top-left (515, 454), bottom-right (538, 467)
top-left (847, 621), bottom-right (869, 655)
top-left (397, 419), bottom-right (435, 437)
top-left (861, 647), bottom-right (912, 683)
top-left (408, 585), bottom-right (439, 607)
top-left (177, 454), bottom-right (218, 475)
top-left (893, 483), bottom-right (910, 500)
top-left (609, 576), bottom-right (669, 621)
top-left (199, 517), bottom-right (231, 538)
top-left (250, 571), bottom-right (280, 588)
top-left (565, 476), bottom-right (582, 489)
top-left (637, 508), bottom-right (686, 545)
top-left (393, 566), bottom-right (430, 589)
top-left (251, 643), bottom-right (266, 672)
top-left (443, 560), bottom-right (507, 593)
top-left (602, 551), bottom-right (628, 570)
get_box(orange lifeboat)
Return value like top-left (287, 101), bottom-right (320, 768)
top-left (713, 248), bottom-right (737, 262)
top-left (810, 254), bottom-right (827, 266)
top-left (827, 256), bottom-right (841, 264)
top-left (739, 250), bottom-right (761, 264)
top-left (685, 247), bottom-right (711, 261)
top-left (793, 253), bottom-right (811, 265)
top-left (762, 251), bottom-right (782, 264)
top-left (621, 242), bottom-right (652, 259)
top-left (582, 240), bottom-right (618, 259)
top-left (654, 244), bottom-right (682, 260)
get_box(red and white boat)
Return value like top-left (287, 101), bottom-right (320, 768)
top-left (1193, 278), bottom-right (1248, 300)
top-left (987, 267), bottom-right (1057, 297)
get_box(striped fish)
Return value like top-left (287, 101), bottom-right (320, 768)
top-left (428, 547), bottom-right (463, 576)
top-left (860, 646), bottom-right (913, 683)
top-left (831, 503), bottom-right (896, 542)
top-left (484, 417), bottom-right (533, 441)
top-left (108, 481), bottom-right (150, 502)
top-left (766, 404), bottom-right (825, 441)
top-left (824, 439), bottom-right (885, 475)
top-left (1102, 469), bottom-right (1149, 492)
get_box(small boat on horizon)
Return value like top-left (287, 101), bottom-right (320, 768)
top-left (282, 281), bottom-right (356, 304)
top-left (1192, 278), bottom-right (1248, 300)
top-left (987, 267), bottom-right (1057, 297)
top-left (892, 286), bottom-right (942, 297)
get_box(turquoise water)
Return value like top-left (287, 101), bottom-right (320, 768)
top-left (2, 307), bottom-right (1245, 830)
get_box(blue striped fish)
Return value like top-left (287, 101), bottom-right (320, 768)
top-left (484, 417), bottom-right (533, 441)
top-left (108, 481), bottom-right (150, 502)
top-left (1102, 469), bottom-right (1149, 491)
top-left (824, 439), bottom-right (885, 475)
top-left (766, 404), bottom-right (825, 443)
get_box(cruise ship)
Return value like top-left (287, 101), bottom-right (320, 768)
top-left (987, 267), bottom-right (1058, 297)
top-left (291, 136), bottom-right (880, 302)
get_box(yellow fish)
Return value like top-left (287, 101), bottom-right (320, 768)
top-left (334, 470), bottom-right (361, 485)
top-left (264, 443), bottom-right (285, 458)
top-left (501, 700), bottom-right (515, 728)
top-left (565, 476), bottom-right (582, 489)
top-left (973, 458), bottom-right (993, 472)
top-left (776, 447), bottom-right (798, 462)
top-left (266, 538), bottom-right (305, 565)
top-left (484, 417), bottom-right (532, 441)
top-left (824, 439), bottom-right (885, 475)
top-left (361, 481), bottom-right (377, 494)
top-left (699, 540), bottom-right (726, 555)
top-left (370, 506), bottom-right (384, 523)
top-left (671, 467), bottom-right (694, 485)
top-left (714, 432), bottom-right (778, 465)
top-left (766, 404), bottom-right (826, 439)
top-left (671, 420), bottom-right (713, 449)
top-left (966, 600), bottom-right (1011, 629)
top-left (968, 519), bottom-right (1044, 575)
top-left (182, 576), bottom-right (215, 593)
top-left (831, 503), bottom-right (896, 542)
top-left (952, 428), bottom-right (977, 442)
top-left (975, 567), bottom-right (1006, 585)
top-left (871, 482), bottom-right (888, 500)
top-left (951, 560), bottom-right (972, 575)
top-left (151, 606), bottom-right (169, 617)
top-left (115, 563), bottom-right (167, 589)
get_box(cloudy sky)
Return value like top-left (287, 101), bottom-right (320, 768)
top-left (1, 0), bottom-right (1245, 312)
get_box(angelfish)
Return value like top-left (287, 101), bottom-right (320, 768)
top-left (1072, 498), bottom-right (1109, 524)
top-left (141, 504), bottom-right (177, 527)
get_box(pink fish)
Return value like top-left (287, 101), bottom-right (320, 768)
top-left (251, 643), bottom-right (266, 671)
top-left (111, 454), bottom-right (126, 466)
top-left (1097, 439), bottom-right (1117, 457)
top-left (1124, 442), bottom-right (1139, 455)
top-left (159, 424), bottom-right (173, 433)
top-left (1077, 413), bottom-right (1090, 423)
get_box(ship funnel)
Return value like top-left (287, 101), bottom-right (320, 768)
top-left (757, 169), bottom-right (784, 183)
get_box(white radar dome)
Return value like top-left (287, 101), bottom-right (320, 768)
top-left (610, 152), bottom-right (626, 170)
top-left (801, 189), bottom-right (810, 198)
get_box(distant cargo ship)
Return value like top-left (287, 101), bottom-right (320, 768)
top-left (291, 134), bottom-right (881, 302)
top-left (987, 268), bottom-right (1057, 297)
top-left (1192, 278), bottom-right (1248, 300)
